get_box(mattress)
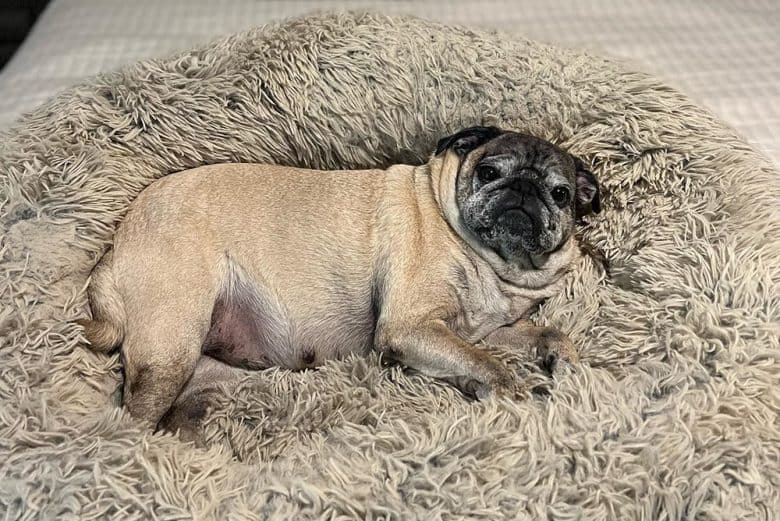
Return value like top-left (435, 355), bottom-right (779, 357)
top-left (0, 0), bottom-right (778, 166)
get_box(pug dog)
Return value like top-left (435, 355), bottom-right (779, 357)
top-left (79, 126), bottom-right (600, 436)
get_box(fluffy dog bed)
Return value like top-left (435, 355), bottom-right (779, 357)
top-left (1, 12), bottom-right (778, 520)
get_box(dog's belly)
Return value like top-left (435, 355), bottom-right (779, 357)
top-left (201, 260), bottom-right (375, 370)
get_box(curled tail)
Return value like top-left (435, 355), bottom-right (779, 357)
top-left (78, 249), bottom-right (125, 352)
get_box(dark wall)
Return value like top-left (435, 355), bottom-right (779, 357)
top-left (0, 0), bottom-right (51, 70)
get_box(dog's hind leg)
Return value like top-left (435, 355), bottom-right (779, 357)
top-left (159, 355), bottom-right (246, 445)
top-left (120, 266), bottom-right (217, 429)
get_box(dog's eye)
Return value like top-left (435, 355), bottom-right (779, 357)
top-left (476, 165), bottom-right (500, 183)
top-left (551, 186), bottom-right (570, 206)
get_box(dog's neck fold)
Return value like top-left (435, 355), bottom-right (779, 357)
top-left (425, 152), bottom-right (576, 289)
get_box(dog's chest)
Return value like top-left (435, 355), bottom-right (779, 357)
top-left (450, 260), bottom-right (535, 343)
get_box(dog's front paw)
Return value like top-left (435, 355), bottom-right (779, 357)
top-left (473, 360), bottom-right (527, 401)
top-left (466, 378), bottom-right (526, 401)
top-left (448, 357), bottom-right (526, 401)
top-left (489, 377), bottom-right (529, 401)
top-left (536, 329), bottom-right (579, 378)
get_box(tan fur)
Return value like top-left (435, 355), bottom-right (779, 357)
top-left (78, 249), bottom-right (125, 352)
top-left (82, 151), bottom-right (578, 427)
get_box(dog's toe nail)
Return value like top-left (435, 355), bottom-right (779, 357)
top-left (538, 351), bottom-right (559, 373)
top-left (475, 388), bottom-right (490, 400)
top-left (552, 360), bottom-right (575, 379)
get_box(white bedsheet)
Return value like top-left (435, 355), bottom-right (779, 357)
top-left (1, 0), bottom-right (777, 164)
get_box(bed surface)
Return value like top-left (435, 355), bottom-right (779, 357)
top-left (2, 8), bottom-right (779, 519)
top-left (0, 0), bottom-right (777, 164)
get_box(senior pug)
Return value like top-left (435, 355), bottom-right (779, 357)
top-left (80, 126), bottom-right (600, 434)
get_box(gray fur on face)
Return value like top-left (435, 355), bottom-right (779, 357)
top-left (454, 132), bottom-right (580, 260)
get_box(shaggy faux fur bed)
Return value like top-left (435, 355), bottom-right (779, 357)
top-left (1, 11), bottom-right (778, 520)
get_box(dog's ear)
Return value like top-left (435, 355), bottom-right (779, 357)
top-left (573, 156), bottom-right (601, 218)
top-left (435, 126), bottom-right (503, 156)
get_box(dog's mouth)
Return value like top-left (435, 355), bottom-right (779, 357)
top-left (501, 207), bottom-right (563, 254)
top-left (497, 206), bottom-right (535, 228)
top-left (472, 206), bottom-right (532, 232)
top-left (464, 191), bottom-right (564, 256)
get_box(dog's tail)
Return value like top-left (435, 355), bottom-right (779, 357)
top-left (78, 248), bottom-right (125, 352)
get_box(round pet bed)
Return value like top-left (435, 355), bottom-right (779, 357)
top-left (1, 12), bottom-right (777, 520)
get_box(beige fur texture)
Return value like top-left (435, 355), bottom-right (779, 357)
top-left (84, 148), bottom-right (579, 433)
top-left (0, 12), bottom-right (778, 520)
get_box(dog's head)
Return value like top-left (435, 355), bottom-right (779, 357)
top-left (435, 126), bottom-right (600, 260)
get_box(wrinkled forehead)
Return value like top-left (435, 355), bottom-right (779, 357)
top-left (478, 133), bottom-right (574, 179)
